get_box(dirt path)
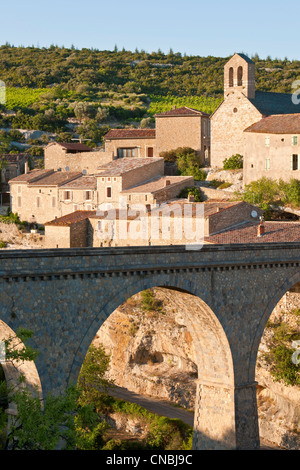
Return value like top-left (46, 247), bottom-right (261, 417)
top-left (107, 385), bottom-right (282, 450)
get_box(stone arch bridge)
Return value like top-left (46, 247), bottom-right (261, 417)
top-left (0, 243), bottom-right (299, 450)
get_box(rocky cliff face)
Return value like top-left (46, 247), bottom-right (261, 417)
top-left (93, 288), bottom-right (300, 449)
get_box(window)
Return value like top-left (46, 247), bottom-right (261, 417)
top-left (147, 147), bottom-right (154, 158)
top-left (17, 185), bottom-right (21, 194)
top-left (203, 120), bottom-right (206, 137)
top-left (117, 148), bottom-right (137, 158)
top-left (229, 67), bottom-right (234, 87)
top-left (86, 204), bottom-right (92, 210)
top-left (265, 136), bottom-right (270, 147)
top-left (73, 204), bottom-right (78, 211)
top-left (36, 196), bottom-right (41, 208)
top-left (237, 66), bottom-right (243, 86)
top-left (64, 190), bottom-right (72, 200)
top-left (265, 159), bottom-right (270, 171)
top-left (106, 187), bottom-right (112, 198)
top-left (291, 154), bottom-right (299, 170)
top-left (17, 196), bottom-right (21, 208)
top-left (85, 190), bottom-right (92, 201)
top-left (292, 136), bottom-right (298, 146)
top-left (52, 197), bottom-right (56, 208)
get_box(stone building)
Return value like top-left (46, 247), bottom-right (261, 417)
top-left (154, 107), bottom-right (210, 163)
top-left (103, 128), bottom-right (156, 158)
top-left (9, 157), bottom-right (194, 224)
top-left (44, 141), bottom-right (113, 174)
top-left (210, 53), bottom-right (300, 168)
top-left (243, 113), bottom-right (300, 185)
top-left (0, 153), bottom-right (29, 193)
top-left (44, 200), bottom-right (263, 248)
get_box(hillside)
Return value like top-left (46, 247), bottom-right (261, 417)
top-left (0, 45), bottom-right (300, 150)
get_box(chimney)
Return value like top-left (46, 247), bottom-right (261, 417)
top-left (257, 217), bottom-right (265, 237)
top-left (188, 194), bottom-right (195, 202)
top-left (165, 179), bottom-right (171, 187)
top-left (24, 161), bottom-right (29, 174)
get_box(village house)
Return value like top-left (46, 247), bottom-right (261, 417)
top-left (243, 113), bottom-right (300, 185)
top-left (43, 107), bottom-right (210, 175)
top-left (9, 157), bottom-right (194, 224)
top-left (103, 128), bottom-right (156, 158)
top-left (210, 53), bottom-right (300, 168)
top-left (9, 169), bottom-right (82, 224)
top-left (0, 153), bottom-right (29, 193)
top-left (154, 106), bottom-right (210, 164)
top-left (43, 200), bottom-right (263, 248)
top-left (44, 141), bottom-right (113, 173)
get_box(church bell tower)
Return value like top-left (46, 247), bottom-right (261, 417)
top-left (224, 53), bottom-right (255, 100)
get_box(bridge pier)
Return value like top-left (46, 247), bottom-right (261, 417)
top-left (192, 380), bottom-right (260, 450)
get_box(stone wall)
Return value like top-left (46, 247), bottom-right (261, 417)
top-left (45, 145), bottom-right (113, 173)
top-left (105, 138), bottom-right (156, 158)
top-left (244, 132), bottom-right (300, 186)
top-left (155, 115), bottom-right (209, 163)
top-left (210, 91), bottom-right (262, 168)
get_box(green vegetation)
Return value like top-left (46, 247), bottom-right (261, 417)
top-left (99, 395), bottom-right (193, 450)
top-left (6, 87), bottom-right (48, 109)
top-left (235, 177), bottom-right (300, 216)
top-left (159, 147), bottom-right (207, 181)
top-left (262, 322), bottom-right (300, 387)
top-left (178, 186), bottom-right (205, 202)
top-left (148, 94), bottom-right (222, 115)
top-left (141, 289), bottom-right (163, 312)
top-left (0, 45), bottom-right (299, 148)
top-left (223, 154), bottom-right (243, 170)
top-left (0, 325), bottom-right (191, 450)
top-left (0, 208), bottom-right (27, 228)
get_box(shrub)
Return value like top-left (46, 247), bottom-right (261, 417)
top-left (223, 154), bottom-right (243, 170)
top-left (262, 322), bottom-right (300, 386)
top-left (0, 240), bottom-right (7, 248)
top-left (178, 186), bottom-right (204, 202)
top-left (141, 289), bottom-right (163, 311)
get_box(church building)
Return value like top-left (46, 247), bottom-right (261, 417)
top-left (210, 53), bottom-right (300, 168)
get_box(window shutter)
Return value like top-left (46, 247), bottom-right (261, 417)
top-left (298, 155), bottom-right (300, 170)
top-left (291, 155), bottom-right (294, 171)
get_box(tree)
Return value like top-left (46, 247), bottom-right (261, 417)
top-left (77, 343), bottom-right (114, 411)
top-left (0, 329), bottom-right (112, 450)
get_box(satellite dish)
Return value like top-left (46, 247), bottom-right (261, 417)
top-left (65, 166), bottom-right (70, 172)
top-left (82, 169), bottom-right (87, 175)
top-left (251, 210), bottom-right (258, 218)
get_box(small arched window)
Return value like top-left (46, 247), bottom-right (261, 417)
top-left (229, 67), bottom-right (234, 87)
top-left (237, 66), bottom-right (243, 86)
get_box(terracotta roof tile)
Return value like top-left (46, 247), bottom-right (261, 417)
top-left (121, 176), bottom-right (193, 194)
top-left (97, 157), bottom-right (163, 177)
top-left (60, 176), bottom-right (97, 190)
top-left (45, 210), bottom-right (96, 226)
top-left (54, 142), bottom-right (93, 151)
top-left (28, 171), bottom-right (81, 187)
top-left (0, 153), bottom-right (29, 163)
top-left (205, 221), bottom-right (300, 244)
top-left (104, 129), bottom-right (156, 140)
top-left (245, 113), bottom-right (300, 134)
top-left (9, 169), bottom-right (54, 183)
top-left (155, 106), bottom-right (210, 117)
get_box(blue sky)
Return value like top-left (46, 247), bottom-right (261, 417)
top-left (0, 0), bottom-right (299, 60)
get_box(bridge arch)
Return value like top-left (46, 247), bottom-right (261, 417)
top-left (250, 270), bottom-right (300, 381)
top-left (69, 275), bottom-right (236, 450)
